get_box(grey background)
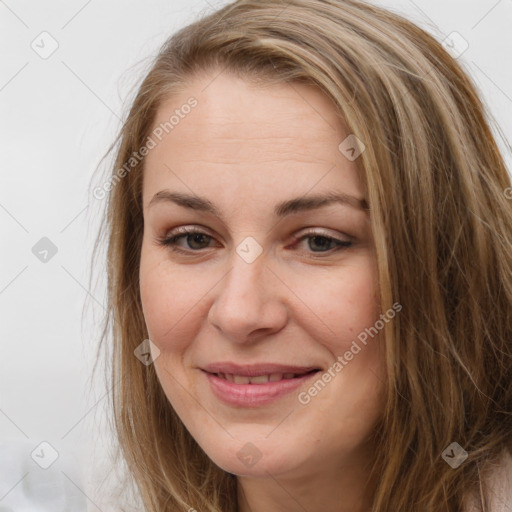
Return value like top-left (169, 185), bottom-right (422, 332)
top-left (1, 0), bottom-right (511, 509)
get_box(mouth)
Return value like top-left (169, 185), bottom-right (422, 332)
top-left (201, 365), bottom-right (322, 407)
top-left (210, 370), bottom-right (319, 384)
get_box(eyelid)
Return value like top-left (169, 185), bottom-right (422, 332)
top-left (163, 225), bottom-right (352, 244)
top-left (295, 226), bottom-right (352, 242)
top-left (156, 224), bottom-right (354, 257)
top-left (163, 224), bottom-right (220, 242)
top-left (168, 225), bottom-right (213, 236)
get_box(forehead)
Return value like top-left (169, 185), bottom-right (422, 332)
top-left (142, 71), bottom-right (365, 208)
top-left (148, 71), bottom-right (351, 155)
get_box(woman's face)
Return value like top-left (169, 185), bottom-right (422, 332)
top-left (139, 71), bottom-right (387, 480)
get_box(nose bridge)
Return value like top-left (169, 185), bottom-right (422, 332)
top-left (208, 244), bottom-right (286, 341)
top-left (221, 246), bottom-right (268, 308)
top-left (222, 232), bottom-right (269, 296)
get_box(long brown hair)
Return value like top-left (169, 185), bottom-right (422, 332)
top-left (90, 0), bottom-right (512, 510)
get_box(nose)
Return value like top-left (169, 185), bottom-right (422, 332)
top-left (207, 250), bottom-right (288, 344)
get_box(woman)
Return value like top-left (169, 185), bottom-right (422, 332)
top-left (92, 0), bottom-right (512, 510)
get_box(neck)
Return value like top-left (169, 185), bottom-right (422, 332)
top-left (236, 443), bottom-right (377, 512)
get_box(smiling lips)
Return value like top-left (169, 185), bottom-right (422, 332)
top-left (216, 372), bottom-right (306, 384)
top-left (202, 362), bottom-right (320, 376)
top-left (201, 362), bottom-right (321, 407)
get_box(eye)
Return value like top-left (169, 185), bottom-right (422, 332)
top-left (155, 226), bottom-right (217, 253)
top-left (289, 227), bottom-right (353, 255)
top-left (292, 230), bottom-right (352, 254)
top-left (155, 226), bottom-right (353, 256)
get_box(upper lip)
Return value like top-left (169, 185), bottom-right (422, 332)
top-left (201, 362), bottom-right (320, 376)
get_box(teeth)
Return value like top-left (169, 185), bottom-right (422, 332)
top-left (233, 375), bottom-right (250, 384)
top-left (249, 375), bottom-right (270, 384)
top-left (218, 373), bottom-right (301, 383)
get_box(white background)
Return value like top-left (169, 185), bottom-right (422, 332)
top-left (1, 0), bottom-right (511, 510)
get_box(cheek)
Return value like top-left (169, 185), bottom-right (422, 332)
top-left (140, 239), bottom-right (380, 347)
top-left (139, 250), bottom-right (200, 351)
top-left (293, 258), bottom-right (380, 351)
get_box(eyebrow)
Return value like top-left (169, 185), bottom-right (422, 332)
top-left (148, 190), bottom-right (369, 220)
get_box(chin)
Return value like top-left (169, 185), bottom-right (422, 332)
top-left (199, 436), bottom-right (304, 477)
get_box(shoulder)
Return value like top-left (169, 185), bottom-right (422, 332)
top-left (464, 448), bottom-right (512, 512)
top-left (487, 448), bottom-right (512, 511)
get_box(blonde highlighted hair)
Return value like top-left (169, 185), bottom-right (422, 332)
top-left (91, 0), bottom-right (512, 510)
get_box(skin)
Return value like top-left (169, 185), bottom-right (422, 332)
top-left (139, 70), bottom-right (387, 512)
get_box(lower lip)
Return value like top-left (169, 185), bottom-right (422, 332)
top-left (203, 370), bottom-right (320, 407)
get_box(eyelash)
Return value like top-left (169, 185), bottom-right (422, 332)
top-left (155, 226), bottom-right (353, 257)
